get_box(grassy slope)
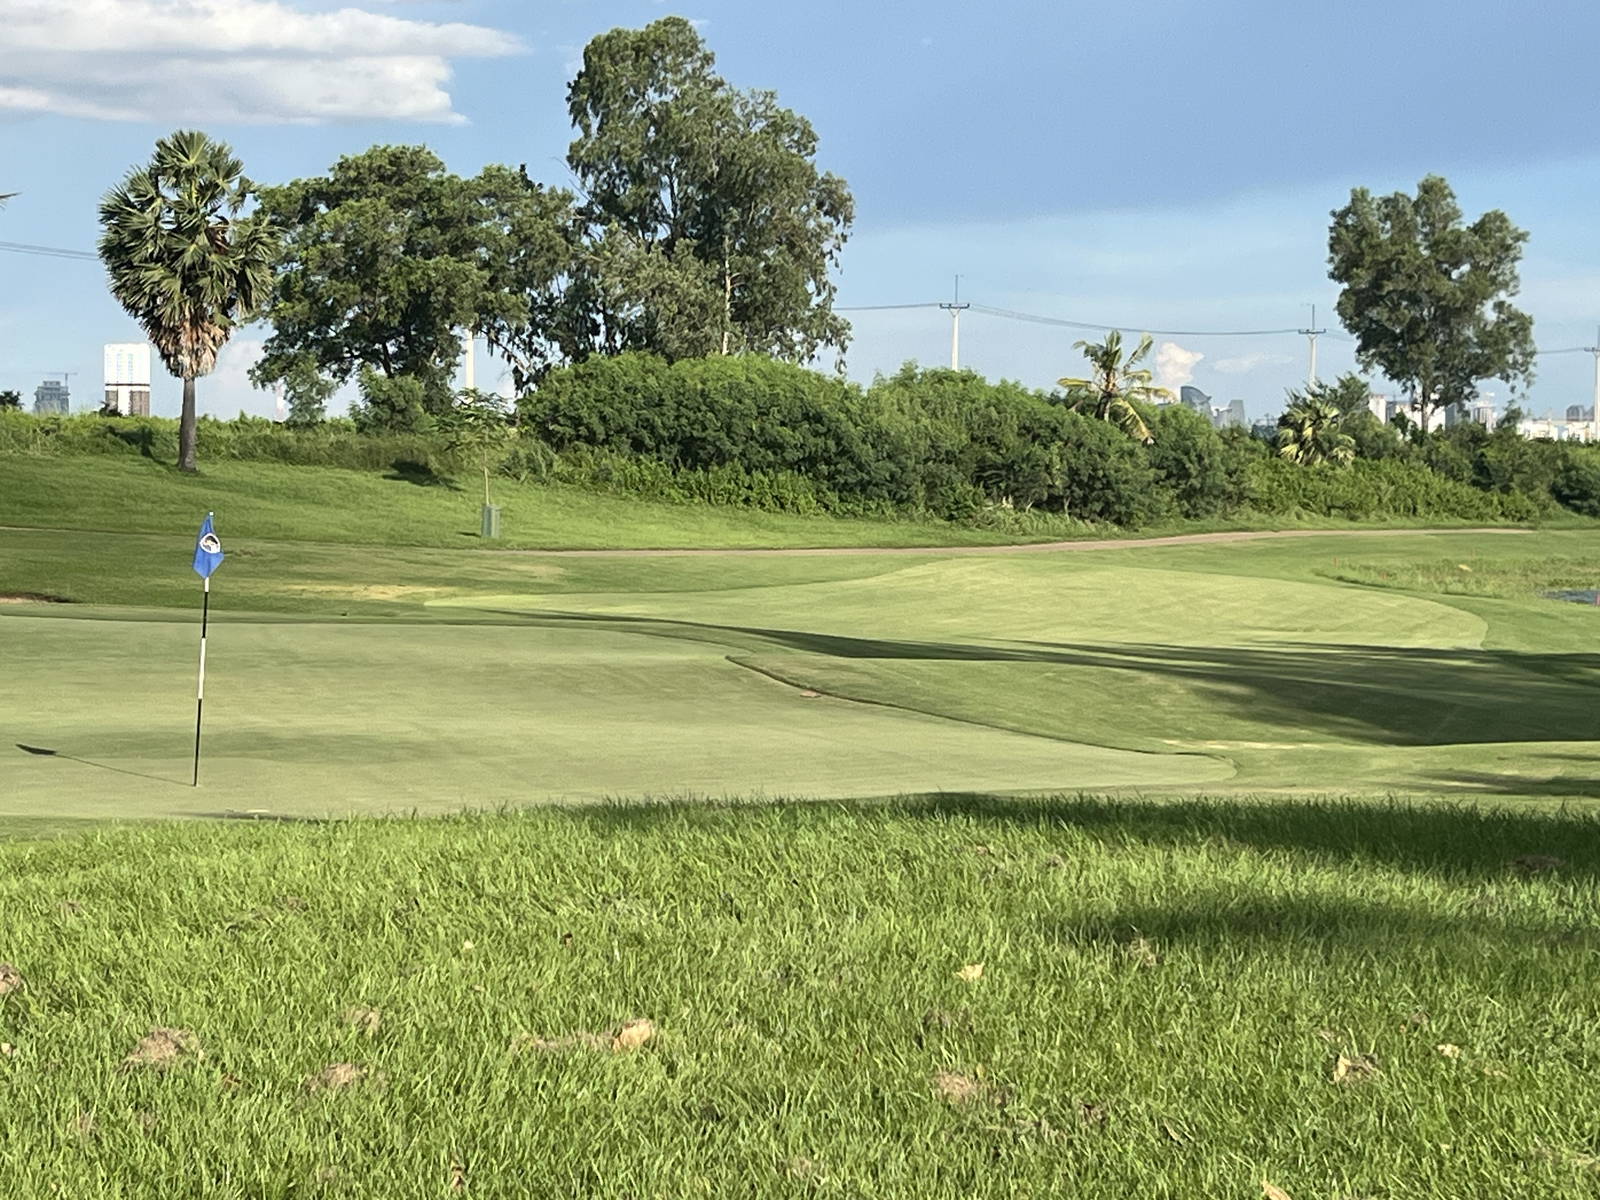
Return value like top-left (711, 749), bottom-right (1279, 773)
top-left (4, 798), bottom-right (1600, 1198)
top-left (0, 453), bottom-right (1032, 550)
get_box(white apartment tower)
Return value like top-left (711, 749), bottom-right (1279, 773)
top-left (104, 343), bottom-right (152, 416)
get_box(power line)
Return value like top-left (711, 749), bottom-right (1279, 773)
top-left (968, 304), bottom-right (1301, 338)
top-left (0, 240), bottom-right (98, 261)
top-left (836, 302), bottom-right (943, 311)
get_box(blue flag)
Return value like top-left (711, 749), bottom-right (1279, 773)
top-left (193, 513), bottom-right (224, 579)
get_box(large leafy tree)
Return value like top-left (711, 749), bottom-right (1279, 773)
top-left (1057, 331), bottom-right (1167, 442)
top-left (534, 16), bottom-right (852, 376)
top-left (253, 146), bottom-right (572, 427)
top-left (1276, 393), bottom-right (1355, 466)
top-left (98, 131), bottom-right (277, 472)
top-left (1328, 175), bottom-right (1535, 435)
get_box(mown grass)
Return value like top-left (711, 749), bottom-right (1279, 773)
top-left (0, 454), bottom-right (1034, 551)
top-left (3, 795), bottom-right (1599, 1198)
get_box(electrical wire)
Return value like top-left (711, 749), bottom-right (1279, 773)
top-left (967, 303), bottom-right (1301, 338)
top-left (0, 240), bottom-right (98, 261)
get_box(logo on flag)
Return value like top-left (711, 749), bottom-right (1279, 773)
top-left (193, 513), bottom-right (225, 579)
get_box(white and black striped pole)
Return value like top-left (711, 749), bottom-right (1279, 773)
top-left (190, 513), bottom-right (224, 787)
top-left (193, 574), bottom-right (210, 787)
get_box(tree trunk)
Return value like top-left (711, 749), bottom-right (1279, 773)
top-left (179, 376), bottom-right (198, 473)
top-left (721, 233), bottom-right (733, 357)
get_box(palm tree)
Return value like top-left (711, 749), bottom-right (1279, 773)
top-left (98, 131), bottom-right (278, 473)
top-left (1057, 330), bottom-right (1168, 442)
top-left (1276, 394), bottom-right (1355, 466)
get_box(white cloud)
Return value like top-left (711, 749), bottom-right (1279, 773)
top-left (0, 0), bottom-right (520, 124)
top-left (1155, 341), bottom-right (1203, 395)
top-left (1212, 351), bottom-right (1294, 375)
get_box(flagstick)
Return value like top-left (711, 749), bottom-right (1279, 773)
top-left (193, 574), bottom-right (209, 787)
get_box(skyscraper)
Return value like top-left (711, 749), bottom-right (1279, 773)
top-left (33, 379), bottom-right (69, 414)
top-left (104, 343), bottom-right (153, 416)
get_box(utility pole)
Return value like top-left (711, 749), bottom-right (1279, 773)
top-left (1587, 323), bottom-right (1600, 442)
top-left (461, 330), bottom-right (476, 392)
top-left (1299, 304), bottom-right (1326, 387)
top-left (939, 275), bottom-right (970, 370)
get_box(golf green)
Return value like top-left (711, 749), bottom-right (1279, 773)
top-left (5, 525), bottom-right (1598, 821)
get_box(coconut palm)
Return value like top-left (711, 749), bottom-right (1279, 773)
top-left (1057, 330), bottom-right (1167, 442)
top-left (98, 131), bottom-right (278, 472)
top-left (1276, 394), bottom-right (1356, 466)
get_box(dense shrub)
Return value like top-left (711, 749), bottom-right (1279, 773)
top-left (1246, 457), bottom-right (1547, 522)
top-left (1551, 452), bottom-right (1600, 517)
top-left (6, 356), bottom-right (1597, 531)
top-left (0, 411), bottom-right (450, 472)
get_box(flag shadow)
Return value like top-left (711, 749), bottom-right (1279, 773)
top-left (14, 743), bottom-right (186, 787)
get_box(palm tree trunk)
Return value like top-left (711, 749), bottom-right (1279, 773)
top-left (179, 376), bottom-right (198, 473)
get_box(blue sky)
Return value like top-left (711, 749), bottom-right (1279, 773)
top-left (3, 0), bottom-right (1600, 419)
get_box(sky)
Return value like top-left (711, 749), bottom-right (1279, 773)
top-left (4, 0), bottom-right (1600, 421)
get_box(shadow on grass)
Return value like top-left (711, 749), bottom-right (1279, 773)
top-left (385, 460), bottom-right (461, 490)
top-left (569, 792), bottom-right (1600, 883)
top-left (1426, 771), bottom-right (1600, 798)
top-left (490, 609), bottom-right (1600, 749)
top-left (13, 743), bottom-right (183, 787)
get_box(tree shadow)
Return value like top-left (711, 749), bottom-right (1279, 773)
top-left (103, 422), bottom-right (156, 458)
top-left (384, 460), bottom-right (461, 490)
top-left (569, 792), bottom-right (1600, 884)
top-left (1425, 771), bottom-right (1600, 798)
top-left (487, 609), bottom-right (1600, 749)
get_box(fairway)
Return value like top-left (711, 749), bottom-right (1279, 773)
top-left (4, 522), bottom-right (1598, 823)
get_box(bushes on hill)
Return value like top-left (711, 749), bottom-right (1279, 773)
top-left (5, 357), bottom-right (1600, 531)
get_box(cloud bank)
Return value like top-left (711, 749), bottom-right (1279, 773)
top-left (0, 0), bottom-right (521, 124)
top-left (1155, 342), bottom-right (1204, 395)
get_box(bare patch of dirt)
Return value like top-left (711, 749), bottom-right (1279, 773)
top-left (1331, 1052), bottom-right (1381, 1085)
top-left (512, 1018), bottom-right (658, 1055)
top-left (933, 1070), bottom-right (985, 1104)
top-left (0, 964), bottom-right (24, 996)
top-left (0, 592), bottom-right (73, 604)
top-left (123, 1028), bottom-right (202, 1070)
top-left (306, 1063), bottom-right (372, 1092)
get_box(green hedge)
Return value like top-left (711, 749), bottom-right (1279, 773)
top-left (7, 361), bottom-right (1599, 531)
top-left (0, 412), bottom-right (449, 473)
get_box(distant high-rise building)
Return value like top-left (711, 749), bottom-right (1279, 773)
top-left (1566, 405), bottom-right (1595, 423)
top-left (1178, 385), bottom-right (1212, 415)
top-left (104, 343), bottom-right (153, 416)
top-left (1221, 399), bottom-right (1247, 429)
top-left (33, 379), bottom-right (69, 414)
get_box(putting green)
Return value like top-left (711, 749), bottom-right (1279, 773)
top-left (4, 527), bottom-right (1599, 821)
top-left (1, 610), bottom-right (1228, 821)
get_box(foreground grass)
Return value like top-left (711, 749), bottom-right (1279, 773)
top-left (3, 796), bottom-right (1600, 1198)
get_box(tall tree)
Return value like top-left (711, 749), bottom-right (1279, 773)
top-left (0, 389), bottom-right (20, 410)
top-left (1328, 175), bottom-right (1535, 435)
top-left (544, 17), bottom-right (852, 374)
top-left (253, 146), bottom-right (572, 427)
top-left (1057, 331), bottom-right (1167, 442)
top-left (98, 131), bottom-right (277, 472)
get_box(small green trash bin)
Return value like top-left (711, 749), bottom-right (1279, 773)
top-left (481, 504), bottom-right (502, 540)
